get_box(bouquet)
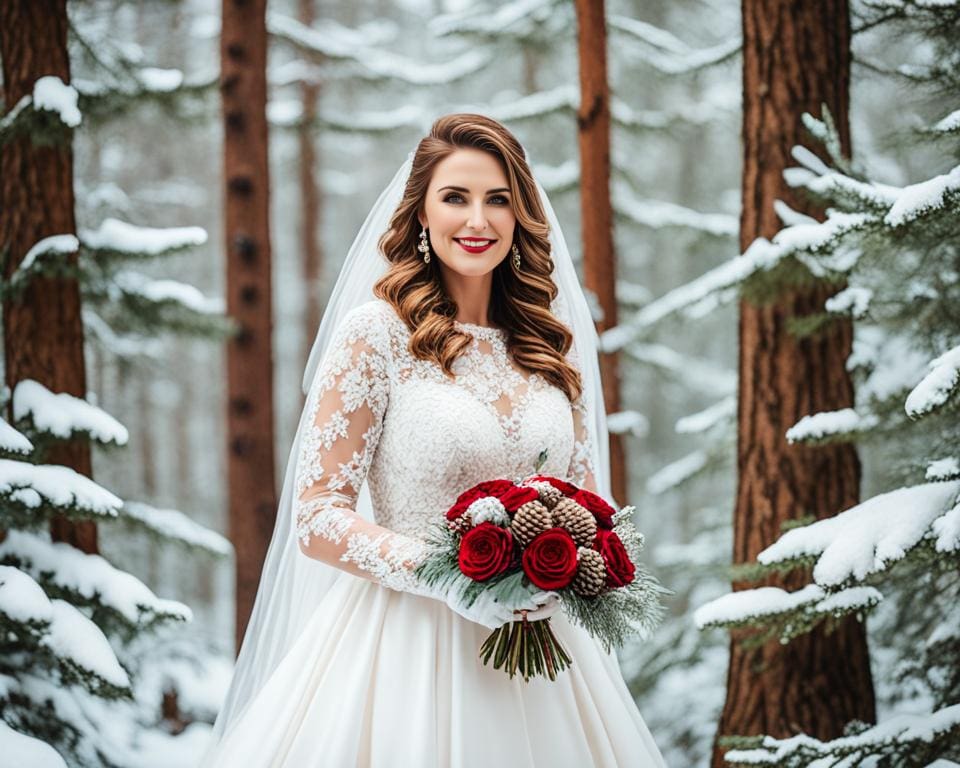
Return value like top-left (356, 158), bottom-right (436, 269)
top-left (414, 457), bottom-right (666, 682)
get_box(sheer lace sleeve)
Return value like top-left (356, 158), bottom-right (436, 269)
top-left (565, 342), bottom-right (599, 493)
top-left (293, 305), bottom-right (429, 594)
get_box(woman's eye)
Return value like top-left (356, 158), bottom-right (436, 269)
top-left (443, 192), bottom-right (510, 205)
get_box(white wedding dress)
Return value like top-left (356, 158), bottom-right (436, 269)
top-left (207, 298), bottom-right (666, 768)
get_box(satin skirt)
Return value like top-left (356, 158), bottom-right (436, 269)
top-left (206, 575), bottom-right (667, 768)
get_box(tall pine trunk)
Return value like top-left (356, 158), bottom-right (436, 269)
top-left (0, 0), bottom-right (96, 554)
top-left (221, 0), bottom-right (277, 653)
top-left (574, 0), bottom-right (625, 504)
top-left (298, 0), bottom-right (323, 371)
top-left (712, 2), bottom-right (875, 763)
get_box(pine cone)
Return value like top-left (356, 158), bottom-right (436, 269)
top-left (447, 511), bottom-right (473, 535)
top-left (552, 497), bottom-right (597, 547)
top-left (510, 500), bottom-right (553, 547)
top-left (572, 547), bottom-right (606, 597)
top-left (535, 483), bottom-right (564, 510)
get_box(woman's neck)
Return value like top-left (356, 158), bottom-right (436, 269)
top-left (440, 268), bottom-right (496, 327)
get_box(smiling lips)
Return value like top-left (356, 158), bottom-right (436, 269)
top-left (454, 237), bottom-right (496, 254)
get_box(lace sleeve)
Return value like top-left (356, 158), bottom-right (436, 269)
top-left (294, 306), bottom-right (428, 594)
top-left (565, 342), bottom-right (599, 493)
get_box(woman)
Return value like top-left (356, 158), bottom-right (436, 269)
top-left (201, 114), bottom-right (666, 767)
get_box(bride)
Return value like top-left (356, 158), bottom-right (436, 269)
top-left (201, 113), bottom-right (666, 767)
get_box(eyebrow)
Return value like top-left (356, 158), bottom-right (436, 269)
top-left (437, 185), bottom-right (511, 194)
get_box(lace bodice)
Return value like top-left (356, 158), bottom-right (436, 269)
top-left (293, 298), bottom-right (598, 593)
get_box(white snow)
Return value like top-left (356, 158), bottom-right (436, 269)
top-left (44, 599), bottom-right (130, 689)
top-left (932, 501), bottom-right (960, 553)
top-left (614, 183), bottom-right (738, 237)
top-left (83, 309), bottom-right (165, 360)
top-left (824, 286), bottom-right (872, 317)
top-left (137, 67), bottom-right (183, 92)
top-left (933, 108), bottom-right (960, 133)
top-left (15, 234), bottom-right (79, 277)
top-left (12, 379), bottom-right (129, 445)
top-left (0, 721), bottom-right (67, 768)
top-left (647, 450), bottom-right (709, 496)
top-left (675, 397), bottom-right (736, 434)
top-left (114, 271), bottom-right (225, 315)
top-left (0, 417), bottom-right (33, 454)
top-left (80, 217), bottom-right (207, 255)
top-left (431, 0), bottom-right (553, 36)
top-left (123, 501), bottom-right (233, 555)
top-left (607, 410), bottom-right (650, 437)
top-left (693, 583), bottom-right (881, 628)
top-left (786, 408), bottom-right (878, 443)
top-left (0, 458), bottom-right (123, 516)
top-left (885, 164), bottom-right (960, 227)
top-left (0, 564), bottom-right (52, 624)
top-left (32, 76), bottom-right (81, 128)
top-left (905, 344), bottom-right (960, 418)
top-left (725, 704), bottom-right (960, 764)
top-left (609, 343), bottom-right (737, 396)
top-left (0, 530), bottom-right (193, 625)
top-left (534, 159), bottom-right (579, 193)
top-left (927, 457), bottom-right (960, 481)
top-left (758, 481), bottom-right (960, 586)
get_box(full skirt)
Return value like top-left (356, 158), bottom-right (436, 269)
top-left (206, 575), bottom-right (666, 768)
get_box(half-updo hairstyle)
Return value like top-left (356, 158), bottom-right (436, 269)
top-left (372, 113), bottom-right (583, 403)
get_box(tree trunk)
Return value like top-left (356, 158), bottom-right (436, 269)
top-left (712, 2), bottom-right (875, 763)
top-left (221, 0), bottom-right (277, 654)
top-left (298, 0), bottom-right (323, 371)
top-left (0, 0), bottom-right (97, 555)
top-left (574, 0), bottom-right (625, 505)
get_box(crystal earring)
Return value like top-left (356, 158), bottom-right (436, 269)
top-left (511, 243), bottom-right (521, 269)
top-left (418, 227), bottom-right (430, 264)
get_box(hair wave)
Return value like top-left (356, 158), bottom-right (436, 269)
top-left (372, 113), bottom-right (582, 402)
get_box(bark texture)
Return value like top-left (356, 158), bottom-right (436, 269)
top-left (1, 0), bottom-right (96, 553)
top-left (221, 0), bottom-right (278, 653)
top-left (574, 0), bottom-right (626, 505)
top-left (712, 2), bottom-right (875, 763)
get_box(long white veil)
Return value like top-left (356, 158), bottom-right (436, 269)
top-left (202, 144), bottom-right (612, 757)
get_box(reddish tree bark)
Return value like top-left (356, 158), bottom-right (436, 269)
top-left (298, 0), bottom-right (324, 371)
top-left (574, 0), bottom-right (626, 505)
top-left (221, 0), bottom-right (277, 653)
top-left (712, 2), bottom-right (875, 763)
top-left (0, 0), bottom-right (96, 554)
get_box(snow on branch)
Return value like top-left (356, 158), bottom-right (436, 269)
top-left (0, 458), bottom-right (122, 521)
top-left (905, 344), bottom-right (960, 419)
top-left (0, 418), bottom-right (33, 456)
top-left (79, 218), bottom-right (207, 258)
top-left (268, 12), bottom-right (491, 85)
top-left (927, 457), bottom-right (960, 482)
top-left (0, 530), bottom-right (192, 629)
top-left (785, 408), bottom-right (880, 445)
top-left (616, 342), bottom-right (737, 396)
top-left (12, 380), bottom-right (128, 447)
top-left (676, 397), bottom-right (736, 435)
top-left (613, 182), bottom-right (738, 237)
top-left (430, 0), bottom-right (558, 38)
top-left (4, 235), bottom-right (79, 293)
top-left (0, 720), bottom-right (66, 768)
top-left (757, 481), bottom-right (960, 586)
top-left (647, 450), bottom-right (710, 496)
top-left (694, 583), bottom-right (882, 634)
top-left (32, 76), bottom-right (82, 128)
top-left (82, 309), bottom-right (165, 360)
top-left (122, 501), bottom-right (232, 557)
top-left (931, 108), bottom-right (960, 135)
top-left (607, 410), bottom-right (650, 437)
top-left (885, 165), bottom-right (960, 227)
top-left (724, 703), bottom-right (960, 767)
top-left (267, 99), bottom-right (425, 133)
top-left (610, 15), bottom-right (742, 75)
top-left (112, 271), bottom-right (225, 316)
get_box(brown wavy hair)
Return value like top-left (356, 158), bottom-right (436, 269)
top-left (372, 113), bottom-right (582, 402)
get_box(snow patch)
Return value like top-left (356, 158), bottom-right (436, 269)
top-left (13, 379), bottom-right (128, 445)
top-left (32, 76), bottom-right (81, 127)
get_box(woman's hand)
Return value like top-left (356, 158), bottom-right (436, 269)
top-left (513, 590), bottom-right (560, 621)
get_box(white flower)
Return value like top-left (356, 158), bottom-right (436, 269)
top-left (467, 496), bottom-right (510, 527)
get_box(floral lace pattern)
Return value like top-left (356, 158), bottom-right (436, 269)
top-left (293, 299), bottom-right (598, 593)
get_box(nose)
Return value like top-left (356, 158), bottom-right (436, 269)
top-left (466, 200), bottom-right (487, 232)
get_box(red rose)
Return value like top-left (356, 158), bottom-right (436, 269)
top-left (521, 528), bottom-right (578, 590)
top-left (458, 522), bottom-right (514, 581)
top-left (592, 529), bottom-right (635, 587)
top-left (498, 485), bottom-right (539, 513)
top-left (446, 479), bottom-right (516, 522)
top-left (528, 474), bottom-right (579, 497)
top-left (572, 489), bottom-right (617, 530)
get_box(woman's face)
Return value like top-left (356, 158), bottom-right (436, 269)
top-left (417, 148), bottom-right (516, 278)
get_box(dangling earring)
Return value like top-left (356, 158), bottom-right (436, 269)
top-left (418, 227), bottom-right (430, 264)
top-left (511, 243), bottom-right (521, 270)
